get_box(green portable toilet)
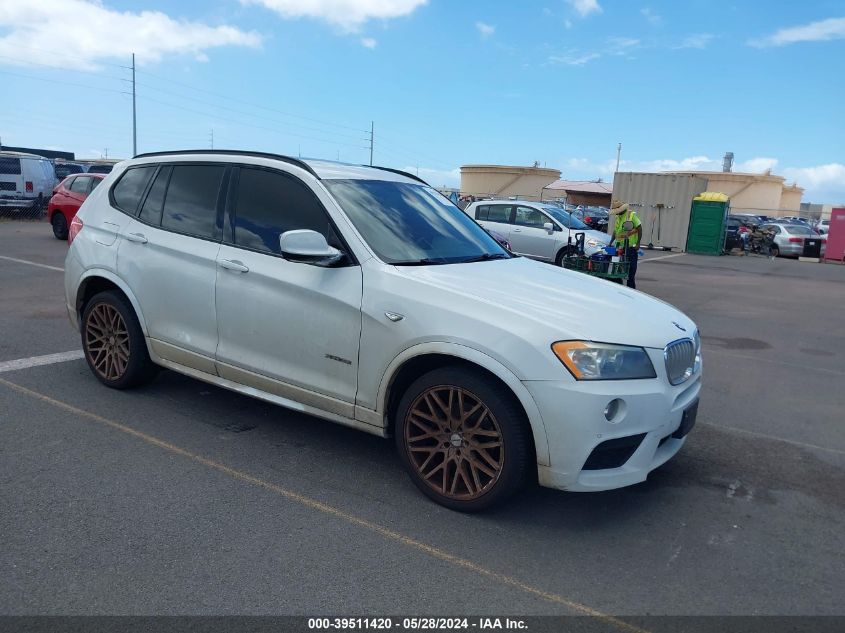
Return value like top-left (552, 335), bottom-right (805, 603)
top-left (686, 192), bottom-right (730, 255)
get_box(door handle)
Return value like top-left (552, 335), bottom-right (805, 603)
top-left (124, 232), bottom-right (148, 244)
top-left (218, 259), bottom-right (249, 273)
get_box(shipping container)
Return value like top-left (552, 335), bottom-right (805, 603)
top-left (611, 173), bottom-right (708, 251)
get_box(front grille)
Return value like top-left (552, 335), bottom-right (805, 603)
top-left (582, 434), bottom-right (647, 470)
top-left (664, 338), bottom-right (695, 386)
top-left (0, 182), bottom-right (16, 191)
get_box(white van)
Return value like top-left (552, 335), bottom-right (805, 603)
top-left (0, 151), bottom-right (57, 212)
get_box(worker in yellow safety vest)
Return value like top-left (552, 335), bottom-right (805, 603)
top-left (611, 200), bottom-right (643, 289)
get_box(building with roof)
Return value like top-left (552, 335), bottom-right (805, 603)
top-left (665, 170), bottom-right (804, 216)
top-left (460, 164), bottom-right (560, 201)
top-left (540, 179), bottom-right (612, 206)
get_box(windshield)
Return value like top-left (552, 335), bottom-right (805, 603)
top-left (324, 179), bottom-right (511, 265)
top-left (542, 206), bottom-right (590, 230)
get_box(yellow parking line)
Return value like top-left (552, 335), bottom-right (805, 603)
top-left (0, 376), bottom-right (646, 633)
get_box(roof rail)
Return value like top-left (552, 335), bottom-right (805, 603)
top-left (366, 164), bottom-right (430, 186)
top-left (132, 149), bottom-right (320, 179)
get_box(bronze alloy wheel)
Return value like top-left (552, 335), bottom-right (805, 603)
top-left (404, 385), bottom-right (504, 501)
top-left (85, 302), bottom-right (131, 381)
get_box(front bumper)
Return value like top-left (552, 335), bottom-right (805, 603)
top-left (526, 359), bottom-right (701, 492)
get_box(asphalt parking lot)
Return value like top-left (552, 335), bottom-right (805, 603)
top-left (1, 220), bottom-right (843, 619)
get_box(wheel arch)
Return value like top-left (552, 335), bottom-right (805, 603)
top-left (76, 270), bottom-right (149, 337)
top-left (378, 343), bottom-right (550, 466)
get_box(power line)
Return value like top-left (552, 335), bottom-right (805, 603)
top-left (135, 68), bottom-right (368, 134)
top-left (2, 44), bottom-right (131, 70)
top-left (134, 81), bottom-right (369, 143)
top-left (0, 54), bottom-right (130, 83)
top-left (0, 69), bottom-right (130, 96)
top-left (136, 94), bottom-right (370, 150)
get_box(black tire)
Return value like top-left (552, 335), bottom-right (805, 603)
top-left (81, 291), bottom-right (158, 389)
top-left (51, 213), bottom-right (68, 240)
top-left (394, 366), bottom-right (531, 512)
top-left (555, 246), bottom-right (573, 266)
top-left (770, 245), bottom-right (779, 258)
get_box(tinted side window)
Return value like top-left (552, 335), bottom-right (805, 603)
top-left (70, 177), bottom-right (90, 194)
top-left (233, 167), bottom-right (332, 255)
top-left (138, 167), bottom-right (170, 226)
top-left (0, 157), bottom-right (22, 175)
top-left (475, 205), bottom-right (490, 220)
top-left (112, 167), bottom-right (155, 214)
top-left (487, 205), bottom-right (512, 223)
top-left (89, 178), bottom-right (101, 192)
top-left (161, 165), bottom-right (225, 239)
top-left (514, 206), bottom-right (547, 228)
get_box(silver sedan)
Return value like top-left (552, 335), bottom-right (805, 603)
top-left (761, 223), bottom-right (827, 257)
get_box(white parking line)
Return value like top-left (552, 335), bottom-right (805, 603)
top-left (0, 351), bottom-right (84, 374)
top-left (0, 255), bottom-right (64, 272)
top-left (640, 253), bottom-right (686, 264)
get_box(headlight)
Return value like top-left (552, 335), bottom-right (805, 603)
top-left (585, 239), bottom-right (603, 247)
top-left (552, 341), bottom-right (657, 380)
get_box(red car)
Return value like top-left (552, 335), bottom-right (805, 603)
top-left (47, 173), bottom-right (105, 239)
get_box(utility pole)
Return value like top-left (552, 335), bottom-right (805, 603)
top-left (369, 121), bottom-right (374, 166)
top-left (132, 53), bottom-right (137, 156)
top-left (615, 142), bottom-right (622, 173)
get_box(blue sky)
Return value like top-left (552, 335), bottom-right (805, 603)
top-left (1, 0), bottom-right (843, 202)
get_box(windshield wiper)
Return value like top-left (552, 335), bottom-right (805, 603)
top-left (459, 252), bottom-right (510, 263)
top-left (392, 258), bottom-right (450, 266)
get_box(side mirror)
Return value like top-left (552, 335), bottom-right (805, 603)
top-left (543, 222), bottom-right (555, 234)
top-left (279, 229), bottom-right (344, 267)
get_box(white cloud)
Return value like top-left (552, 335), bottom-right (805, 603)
top-left (782, 164), bottom-right (845, 201)
top-left (676, 33), bottom-right (714, 49)
top-left (548, 52), bottom-right (601, 66)
top-left (475, 22), bottom-right (495, 38)
top-left (750, 16), bottom-right (845, 47)
top-left (640, 8), bottom-right (662, 25)
top-left (0, 0), bottom-right (261, 68)
top-left (361, 37), bottom-right (377, 48)
top-left (242, 0), bottom-right (428, 31)
top-left (736, 157), bottom-right (778, 173)
top-left (567, 0), bottom-right (602, 18)
top-left (607, 36), bottom-right (640, 54)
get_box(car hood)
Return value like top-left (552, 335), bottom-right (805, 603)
top-left (578, 229), bottom-right (611, 244)
top-left (393, 256), bottom-right (696, 349)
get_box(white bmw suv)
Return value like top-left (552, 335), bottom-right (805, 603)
top-left (64, 151), bottom-right (701, 511)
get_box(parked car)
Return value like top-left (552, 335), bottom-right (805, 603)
top-left (464, 199), bottom-right (611, 264)
top-left (569, 206), bottom-right (609, 232)
top-left (814, 219), bottom-right (830, 235)
top-left (65, 150), bottom-right (701, 511)
top-left (53, 161), bottom-right (87, 180)
top-left (485, 228), bottom-right (511, 251)
top-left (0, 151), bottom-right (57, 213)
top-left (86, 163), bottom-right (115, 174)
top-left (760, 223), bottom-right (827, 258)
top-left (725, 216), bottom-right (753, 250)
top-left (47, 173), bottom-right (105, 239)
top-left (730, 213), bottom-right (767, 228)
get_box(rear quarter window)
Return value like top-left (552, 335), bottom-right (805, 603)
top-left (0, 157), bottom-right (22, 175)
top-left (111, 166), bottom-right (156, 214)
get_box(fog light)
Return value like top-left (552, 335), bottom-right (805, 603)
top-left (604, 398), bottom-right (625, 423)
